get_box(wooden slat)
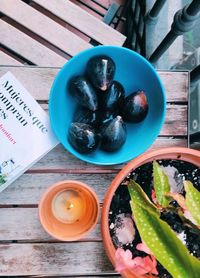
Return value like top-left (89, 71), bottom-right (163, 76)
top-left (0, 20), bottom-right (67, 66)
top-left (0, 173), bottom-right (116, 205)
top-left (161, 104), bottom-right (187, 136)
top-left (0, 131), bottom-right (188, 205)
top-left (30, 138), bottom-right (187, 170)
top-left (0, 67), bottom-right (188, 102)
top-left (0, 0), bottom-right (92, 57)
top-left (0, 139), bottom-right (188, 206)
top-left (45, 103), bottom-right (188, 136)
top-left (0, 208), bottom-right (101, 241)
top-left (0, 51), bottom-right (22, 65)
top-left (33, 0), bottom-right (126, 46)
top-left (151, 137), bottom-right (187, 149)
top-left (31, 138), bottom-right (187, 171)
top-left (73, 1), bottom-right (103, 19)
top-left (0, 67), bottom-right (188, 136)
top-left (0, 242), bottom-right (114, 276)
top-left (161, 71), bottom-right (188, 102)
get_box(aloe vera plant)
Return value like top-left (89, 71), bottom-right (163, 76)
top-left (153, 161), bottom-right (172, 207)
top-left (184, 180), bottom-right (200, 225)
top-left (128, 180), bottom-right (200, 278)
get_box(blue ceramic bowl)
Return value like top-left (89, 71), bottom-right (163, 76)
top-left (49, 46), bottom-right (166, 165)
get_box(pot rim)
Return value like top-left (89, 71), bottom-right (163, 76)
top-left (101, 147), bottom-right (200, 278)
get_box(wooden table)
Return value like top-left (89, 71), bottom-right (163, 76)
top-left (0, 66), bottom-right (188, 277)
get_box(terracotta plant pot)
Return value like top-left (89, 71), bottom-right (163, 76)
top-left (39, 180), bottom-right (99, 241)
top-left (101, 147), bottom-right (200, 278)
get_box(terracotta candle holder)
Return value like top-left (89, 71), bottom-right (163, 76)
top-left (39, 180), bottom-right (100, 241)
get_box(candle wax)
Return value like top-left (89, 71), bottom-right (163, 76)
top-left (52, 190), bottom-right (85, 223)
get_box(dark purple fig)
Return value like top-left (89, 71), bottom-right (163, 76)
top-left (121, 90), bottom-right (148, 123)
top-left (87, 56), bottom-right (115, 91)
top-left (99, 109), bottom-right (119, 126)
top-left (100, 81), bottom-right (125, 110)
top-left (69, 76), bottom-right (98, 111)
top-left (68, 123), bottom-right (100, 153)
top-left (101, 116), bottom-right (126, 152)
top-left (73, 106), bottom-right (100, 127)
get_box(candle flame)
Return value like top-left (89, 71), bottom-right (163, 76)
top-left (66, 202), bottom-right (74, 210)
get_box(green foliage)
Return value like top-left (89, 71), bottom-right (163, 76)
top-left (184, 180), bottom-right (200, 225)
top-left (153, 161), bottom-right (172, 207)
top-left (0, 174), bottom-right (6, 186)
top-left (128, 179), bottom-right (158, 215)
top-left (128, 180), bottom-right (200, 278)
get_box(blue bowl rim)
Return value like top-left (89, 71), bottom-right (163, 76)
top-left (49, 45), bottom-right (166, 165)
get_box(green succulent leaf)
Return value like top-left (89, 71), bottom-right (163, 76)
top-left (184, 180), bottom-right (200, 225)
top-left (153, 161), bottom-right (172, 207)
top-left (128, 180), bottom-right (200, 278)
top-left (128, 179), bottom-right (158, 215)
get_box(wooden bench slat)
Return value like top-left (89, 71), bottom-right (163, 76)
top-left (0, 20), bottom-right (67, 66)
top-left (0, 67), bottom-right (188, 102)
top-left (0, 173), bottom-right (116, 205)
top-left (0, 0), bottom-right (92, 57)
top-left (0, 67), bottom-right (188, 135)
top-left (30, 138), bottom-right (187, 170)
top-left (161, 71), bottom-right (188, 102)
top-left (0, 242), bottom-right (113, 276)
top-left (45, 103), bottom-right (188, 136)
top-left (162, 104), bottom-right (187, 136)
top-left (33, 0), bottom-right (126, 46)
top-left (0, 208), bottom-right (101, 241)
top-left (0, 51), bottom-right (22, 65)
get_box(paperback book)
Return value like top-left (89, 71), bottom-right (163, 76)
top-left (0, 72), bottom-right (58, 193)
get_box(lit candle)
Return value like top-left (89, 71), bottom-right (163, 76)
top-left (52, 189), bottom-right (85, 223)
top-left (39, 180), bottom-right (100, 241)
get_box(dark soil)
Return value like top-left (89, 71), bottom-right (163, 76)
top-left (109, 159), bottom-right (200, 278)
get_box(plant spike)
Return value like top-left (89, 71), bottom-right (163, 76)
top-left (184, 180), bottom-right (200, 225)
top-left (153, 161), bottom-right (172, 207)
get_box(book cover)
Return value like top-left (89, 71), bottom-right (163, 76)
top-left (0, 72), bottom-right (58, 193)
